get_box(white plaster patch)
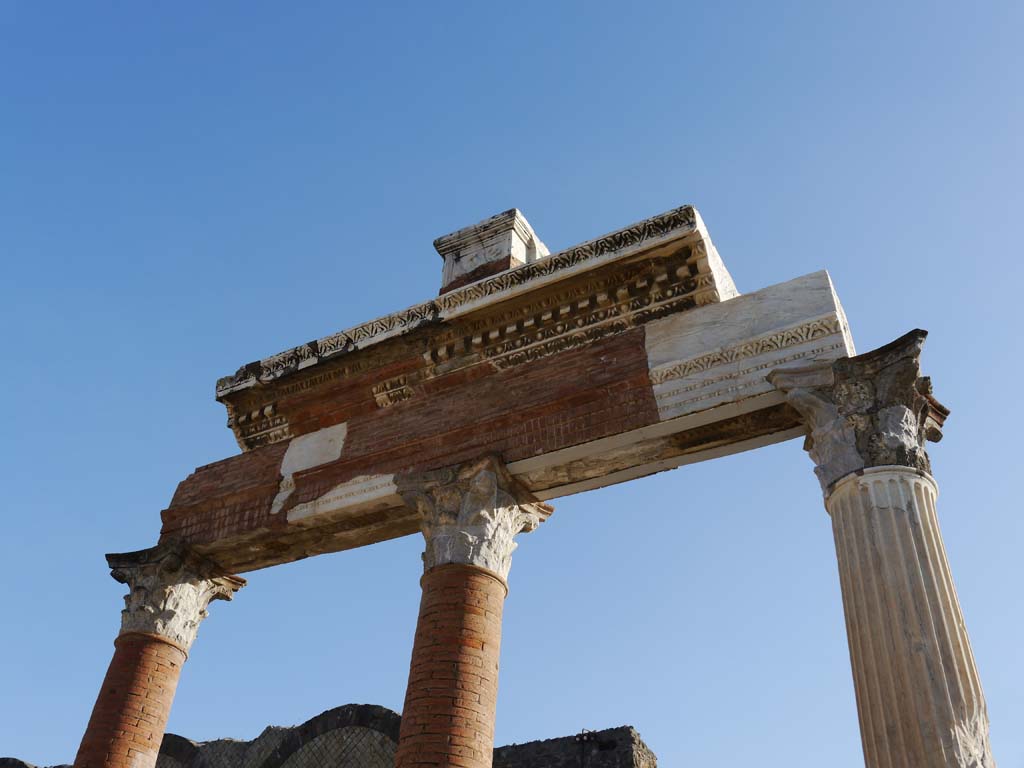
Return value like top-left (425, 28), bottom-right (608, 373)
top-left (644, 271), bottom-right (855, 421)
top-left (270, 422), bottom-right (348, 515)
top-left (286, 473), bottom-right (399, 526)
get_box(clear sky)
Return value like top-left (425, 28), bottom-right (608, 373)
top-left (1, 2), bottom-right (1021, 766)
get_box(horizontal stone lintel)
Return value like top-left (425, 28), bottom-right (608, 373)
top-left (162, 269), bottom-right (853, 573)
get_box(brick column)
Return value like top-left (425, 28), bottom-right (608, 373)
top-left (770, 331), bottom-right (996, 768)
top-left (395, 456), bottom-right (552, 768)
top-left (74, 544), bottom-right (245, 768)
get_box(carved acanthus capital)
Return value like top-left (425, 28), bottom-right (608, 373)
top-left (106, 543), bottom-right (246, 653)
top-left (768, 329), bottom-right (949, 493)
top-left (398, 455), bottom-right (553, 582)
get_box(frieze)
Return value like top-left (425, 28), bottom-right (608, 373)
top-left (655, 341), bottom-right (847, 408)
top-left (491, 321), bottom-right (634, 370)
top-left (273, 361), bottom-right (374, 397)
top-left (436, 245), bottom-right (701, 371)
top-left (425, 257), bottom-right (658, 351)
top-left (483, 307), bottom-right (625, 359)
top-left (649, 317), bottom-right (843, 385)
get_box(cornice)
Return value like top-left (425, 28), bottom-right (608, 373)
top-left (224, 238), bottom-right (714, 450)
top-left (216, 205), bottom-right (702, 399)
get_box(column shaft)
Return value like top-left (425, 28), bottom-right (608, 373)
top-left (828, 467), bottom-right (993, 768)
top-left (73, 544), bottom-right (244, 768)
top-left (770, 329), bottom-right (996, 766)
top-left (394, 455), bottom-right (550, 768)
top-left (395, 564), bottom-right (506, 768)
top-left (74, 634), bottom-right (187, 768)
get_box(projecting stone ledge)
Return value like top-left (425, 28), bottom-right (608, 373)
top-left (162, 205), bottom-right (853, 572)
top-left (214, 204), bottom-right (735, 405)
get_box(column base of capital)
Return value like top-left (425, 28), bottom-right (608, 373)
top-left (419, 561), bottom-right (509, 596)
top-left (115, 630), bottom-right (190, 659)
top-left (827, 464), bottom-right (938, 501)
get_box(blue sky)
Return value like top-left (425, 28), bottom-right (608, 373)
top-left (1, 2), bottom-right (1021, 766)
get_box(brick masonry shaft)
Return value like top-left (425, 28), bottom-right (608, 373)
top-left (395, 564), bottom-right (507, 768)
top-left (73, 634), bottom-right (187, 768)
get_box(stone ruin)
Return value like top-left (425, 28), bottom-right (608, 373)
top-left (55, 204), bottom-right (995, 768)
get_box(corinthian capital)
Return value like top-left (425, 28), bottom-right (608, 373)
top-left (106, 543), bottom-right (245, 653)
top-left (768, 330), bottom-right (949, 492)
top-left (398, 455), bottom-right (553, 582)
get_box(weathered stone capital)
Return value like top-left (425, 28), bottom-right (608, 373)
top-left (106, 543), bottom-right (245, 653)
top-left (768, 329), bottom-right (949, 493)
top-left (398, 455), bottom-right (553, 582)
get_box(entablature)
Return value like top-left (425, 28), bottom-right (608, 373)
top-left (162, 205), bottom-right (852, 572)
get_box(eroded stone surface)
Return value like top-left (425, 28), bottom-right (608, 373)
top-left (434, 209), bottom-right (550, 294)
top-left (107, 544), bottom-right (244, 652)
top-left (493, 726), bottom-right (658, 768)
top-left (397, 455), bottom-right (552, 581)
top-left (768, 329), bottom-right (948, 491)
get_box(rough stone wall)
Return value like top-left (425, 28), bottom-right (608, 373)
top-left (493, 726), bottom-right (657, 768)
top-left (0, 760), bottom-right (67, 768)
top-left (5, 708), bottom-right (657, 768)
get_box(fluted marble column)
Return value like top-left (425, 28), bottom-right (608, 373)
top-left (74, 544), bottom-right (245, 768)
top-left (770, 330), bottom-right (995, 768)
top-left (394, 455), bottom-right (552, 768)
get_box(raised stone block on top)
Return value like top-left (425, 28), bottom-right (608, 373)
top-left (434, 208), bottom-right (550, 294)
